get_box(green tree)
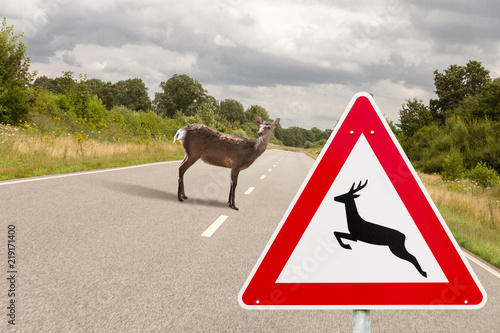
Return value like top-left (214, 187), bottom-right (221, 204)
top-left (397, 98), bottom-right (433, 137)
top-left (0, 18), bottom-right (36, 124)
top-left (114, 78), bottom-right (151, 111)
top-left (281, 126), bottom-right (308, 147)
top-left (86, 78), bottom-right (106, 96)
top-left (33, 75), bottom-right (59, 94)
top-left (441, 149), bottom-right (465, 180)
top-left (476, 78), bottom-right (500, 121)
top-left (91, 78), bottom-right (151, 111)
top-left (96, 81), bottom-right (121, 110)
top-left (430, 60), bottom-right (490, 123)
top-left (55, 71), bottom-right (106, 121)
top-left (306, 127), bottom-right (320, 143)
top-left (452, 78), bottom-right (500, 122)
top-left (219, 98), bottom-right (245, 123)
top-left (57, 71), bottom-right (78, 95)
top-left (193, 102), bottom-right (227, 132)
top-left (154, 74), bottom-right (208, 117)
top-left (245, 105), bottom-right (271, 122)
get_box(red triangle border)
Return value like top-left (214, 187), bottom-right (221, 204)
top-left (239, 93), bottom-right (487, 309)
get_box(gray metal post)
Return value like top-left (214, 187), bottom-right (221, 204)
top-left (353, 310), bottom-right (371, 333)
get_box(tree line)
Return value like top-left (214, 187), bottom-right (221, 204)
top-left (31, 72), bottom-right (332, 147)
top-left (395, 60), bottom-right (499, 185)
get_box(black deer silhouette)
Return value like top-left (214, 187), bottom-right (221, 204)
top-left (334, 180), bottom-right (427, 278)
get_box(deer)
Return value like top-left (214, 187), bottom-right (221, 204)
top-left (333, 180), bottom-right (427, 278)
top-left (173, 115), bottom-right (280, 210)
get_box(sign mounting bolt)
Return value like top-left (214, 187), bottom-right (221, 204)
top-left (370, 130), bottom-right (375, 135)
top-left (256, 300), bottom-right (260, 305)
top-left (350, 130), bottom-right (354, 135)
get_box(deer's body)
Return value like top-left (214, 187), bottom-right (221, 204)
top-left (174, 124), bottom-right (266, 170)
top-left (334, 180), bottom-right (427, 278)
top-left (174, 116), bottom-right (279, 210)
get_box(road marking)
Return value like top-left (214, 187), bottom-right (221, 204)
top-left (0, 160), bottom-right (181, 186)
top-left (268, 169), bottom-right (272, 172)
top-left (201, 215), bottom-right (228, 237)
top-left (464, 251), bottom-right (500, 280)
top-left (278, 151), bottom-right (288, 162)
top-left (244, 187), bottom-right (255, 195)
top-left (260, 175), bottom-right (266, 179)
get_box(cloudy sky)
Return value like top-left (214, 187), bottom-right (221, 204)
top-left (4, 0), bottom-right (500, 129)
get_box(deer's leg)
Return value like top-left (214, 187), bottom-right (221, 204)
top-left (388, 234), bottom-right (427, 278)
top-left (228, 169), bottom-right (240, 210)
top-left (178, 153), bottom-right (199, 202)
top-left (334, 231), bottom-right (357, 250)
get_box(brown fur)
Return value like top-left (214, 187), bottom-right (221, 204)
top-left (176, 115), bottom-right (279, 210)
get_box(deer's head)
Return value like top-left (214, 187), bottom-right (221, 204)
top-left (256, 115), bottom-right (280, 137)
top-left (334, 180), bottom-right (368, 204)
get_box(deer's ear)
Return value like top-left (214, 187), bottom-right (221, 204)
top-left (273, 118), bottom-right (280, 126)
top-left (255, 115), bottom-right (263, 124)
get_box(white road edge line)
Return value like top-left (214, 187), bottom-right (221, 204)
top-left (244, 187), bottom-right (255, 195)
top-left (201, 215), bottom-right (228, 238)
top-left (464, 251), bottom-right (500, 280)
top-left (0, 160), bottom-right (181, 186)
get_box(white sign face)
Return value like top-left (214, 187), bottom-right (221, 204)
top-left (277, 134), bottom-right (447, 283)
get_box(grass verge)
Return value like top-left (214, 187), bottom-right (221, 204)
top-left (419, 173), bottom-right (500, 268)
top-left (437, 204), bottom-right (500, 267)
top-left (0, 123), bottom-right (184, 180)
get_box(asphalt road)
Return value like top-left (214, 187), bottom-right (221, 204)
top-left (1, 149), bottom-right (499, 332)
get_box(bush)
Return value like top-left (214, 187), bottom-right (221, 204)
top-left (0, 18), bottom-right (36, 124)
top-left (303, 140), bottom-right (314, 149)
top-left (468, 162), bottom-right (500, 189)
top-left (231, 128), bottom-right (247, 138)
top-left (192, 102), bottom-right (228, 132)
top-left (83, 95), bottom-right (107, 121)
top-left (442, 149), bottom-right (465, 180)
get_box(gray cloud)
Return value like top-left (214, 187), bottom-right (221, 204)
top-left (6, 0), bottom-right (500, 129)
top-left (196, 45), bottom-right (353, 87)
top-left (408, 0), bottom-right (500, 47)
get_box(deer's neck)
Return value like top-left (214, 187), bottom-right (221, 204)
top-left (254, 134), bottom-right (271, 156)
top-left (344, 201), bottom-right (363, 228)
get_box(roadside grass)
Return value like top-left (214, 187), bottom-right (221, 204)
top-left (437, 204), bottom-right (500, 267)
top-left (419, 173), bottom-right (500, 267)
top-left (268, 143), bottom-right (322, 159)
top-left (0, 123), bottom-right (184, 180)
top-left (419, 174), bottom-right (500, 230)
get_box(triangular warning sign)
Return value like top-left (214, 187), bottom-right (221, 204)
top-left (239, 92), bottom-right (487, 309)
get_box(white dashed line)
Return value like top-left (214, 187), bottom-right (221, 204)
top-left (244, 187), bottom-right (255, 195)
top-left (268, 169), bottom-right (272, 172)
top-left (260, 175), bottom-right (266, 179)
top-left (201, 215), bottom-right (228, 237)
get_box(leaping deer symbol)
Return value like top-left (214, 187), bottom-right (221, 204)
top-left (333, 180), bottom-right (427, 278)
